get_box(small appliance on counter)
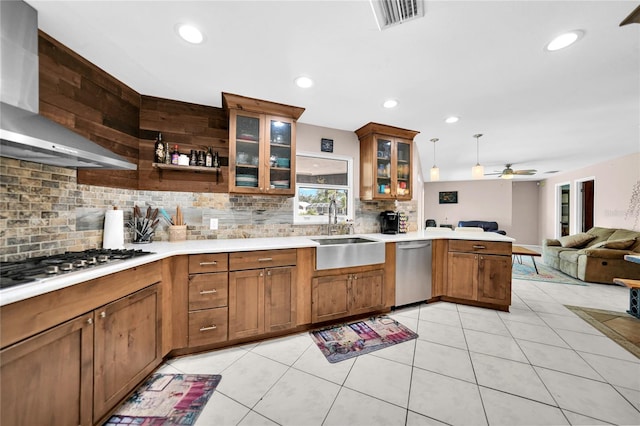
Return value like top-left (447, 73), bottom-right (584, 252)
top-left (380, 210), bottom-right (399, 234)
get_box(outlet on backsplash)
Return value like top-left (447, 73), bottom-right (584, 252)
top-left (209, 218), bottom-right (218, 230)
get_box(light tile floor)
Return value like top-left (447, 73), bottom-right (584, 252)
top-left (157, 275), bottom-right (640, 426)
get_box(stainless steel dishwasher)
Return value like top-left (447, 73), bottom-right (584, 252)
top-left (395, 240), bottom-right (432, 307)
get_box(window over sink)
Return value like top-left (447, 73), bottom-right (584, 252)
top-left (294, 152), bottom-right (353, 224)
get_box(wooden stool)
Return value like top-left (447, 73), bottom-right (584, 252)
top-left (613, 278), bottom-right (640, 319)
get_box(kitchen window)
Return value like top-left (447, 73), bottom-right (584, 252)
top-left (294, 152), bottom-right (353, 224)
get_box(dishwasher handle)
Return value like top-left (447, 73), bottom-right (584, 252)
top-left (397, 242), bottom-right (431, 250)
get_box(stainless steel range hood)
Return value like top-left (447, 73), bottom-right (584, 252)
top-left (0, 0), bottom-right (137, 170)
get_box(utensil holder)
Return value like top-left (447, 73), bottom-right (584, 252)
top-left (168, 225), bottom-right (187, 242)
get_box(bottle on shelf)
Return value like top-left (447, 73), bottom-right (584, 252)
top-left (189, 150), bottom-right (197, 166)
top-left (171, 145), bottom-right (180, 165)
top-left (197, 150), bottom-right (205, 166)
top-left (154, 133), bottom-right (165, 163)
top-left (164, 139), bottom-right (171, 164)
top-left (205, 147), bottom-right (213, 167)
top-left (213, 151), bottom-right (220, 168)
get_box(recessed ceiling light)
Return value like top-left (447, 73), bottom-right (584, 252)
top-left (383, 99), bottom-right (398, 109)
top-left (445, 116), bottom-right (459, 124)
top-left (546, 30), bottom-right (583, 51)
top-left (294, 76), bottom-right (314, 88)
top-left (177, 24), bottom-right (204, 44)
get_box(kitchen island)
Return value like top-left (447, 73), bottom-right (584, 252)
top-left (0, 230), bottom-right (513, 426)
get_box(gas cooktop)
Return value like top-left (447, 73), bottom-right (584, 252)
top-left (0, 249), bottom-right (154, 290)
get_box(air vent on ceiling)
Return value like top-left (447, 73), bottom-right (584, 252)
top-left (370, 0), bottom-right (424, 31)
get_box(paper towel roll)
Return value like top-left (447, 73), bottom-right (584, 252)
top-left (103, 209), bottom-right (124, 249)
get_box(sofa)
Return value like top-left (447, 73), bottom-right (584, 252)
top-left (457, 220), bottom-right (506, 235)
top-left (542, 226), bottom-right (640, 284)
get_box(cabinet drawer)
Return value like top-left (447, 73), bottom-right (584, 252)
top-left (188, 308), bottom-right (228, 347)
top-left (229, 249), bottom-right (297, 271)
top-left (189, 253), bottom-right (228, 274)
top-left (448, 240), bottom-right (511, 256)
top-left (188, 273), bottom-right (228, 311)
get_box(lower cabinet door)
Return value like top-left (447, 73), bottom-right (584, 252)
top-left (93, 284), bottom-right (161, 421)
top-left (265, 266), bottom-right (297, 332)
top-left (188, 307), bottom-right (229, 347)
top-left (447, 252), bottom-right (478, 300)
top-left (229, 269), bottom-right (265, 339)
top-left (312, 274), bottom-right (350, 323)
top-left (477, 255), bottom-right (512, 305)
top-left (0, 313), bottom-right (94, 426)
top-left (350, 269), bottom-right (385, 315)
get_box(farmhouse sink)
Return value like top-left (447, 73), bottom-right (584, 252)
top-left (311, 236), bottom-right (385, 270)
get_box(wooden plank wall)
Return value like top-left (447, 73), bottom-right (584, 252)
top-left (38, 31), bottom-right (140, 189)
top-left (139, 96), bottom-right (230, 192)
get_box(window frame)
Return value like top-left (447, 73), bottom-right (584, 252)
top-left (293, 151), bottom-right (354, 225)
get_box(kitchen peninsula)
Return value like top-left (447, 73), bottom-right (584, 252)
top-left (0, 230), bottom-right (513, 425)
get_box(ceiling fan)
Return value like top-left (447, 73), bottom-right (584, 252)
top-left (485, 164), bottom-right (537, 179)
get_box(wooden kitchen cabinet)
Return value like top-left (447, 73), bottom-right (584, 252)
top-left (0, 262), bottom-right (163, 426)
top-left (446, 240), bottom-right (512, 309)
top-left (311, 269), bottom-right (385, 323)
top-left (223, 92), bottom-right (305, 195)
top-left (355, 122), bottom-right (419, 201)
top-left (93, 284), bottom-right (161, 421)
top-left (228, 249), bottom-right (297, 340)
top-left (1, 313), bottom-right (94, 426)
top-left (187, 253), bottom-right (229, 348)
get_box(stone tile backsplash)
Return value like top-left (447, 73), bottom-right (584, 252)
top-left (1, 157), bottom-right (417, 261)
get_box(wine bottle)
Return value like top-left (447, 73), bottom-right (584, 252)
top-left (213, 151), bottom-right (219, 168)
top-left (205, 147), bottom-right (213, 167)
top-left (171, 145), bottom-right (180, 165)
top-left (164, 140), bottom-right (171, 164)
top-left (154, 133), bottom-right (164, 163)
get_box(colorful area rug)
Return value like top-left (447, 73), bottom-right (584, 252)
top-left (104, 373), bottom-right (221, 425)
top-left (310, 315), bottom-right (418, 363)
top-left (566, 305), bottom-right (640, 358)
top-left (512, 259), bottom-right (587, 286)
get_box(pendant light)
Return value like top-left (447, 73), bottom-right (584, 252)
top-left (472, 133), bottom-right (484, 179)
top-left (430, 138), bottom-right (440, 181)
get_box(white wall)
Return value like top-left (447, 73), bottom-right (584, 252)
top-left (424, 179), bottom-right (513, 231)
top-left (538, 152), bottom-right (640, 240)
top-left (511, 181), bottom-right (540, 244)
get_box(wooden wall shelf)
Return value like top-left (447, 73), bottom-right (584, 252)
top-left (152, 163), bottom-right (220, 183)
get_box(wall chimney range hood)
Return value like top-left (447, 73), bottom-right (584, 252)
top-left (0, 0), bottom-right (137, 170)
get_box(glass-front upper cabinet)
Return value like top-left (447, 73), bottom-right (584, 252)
top-left (224, 93), bottom-right (304, 195)
top-left (355, 122), bottom-right (419, 201)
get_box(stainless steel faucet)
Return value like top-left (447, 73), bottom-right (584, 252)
top-left (327, 198), bottom-right (337, 234)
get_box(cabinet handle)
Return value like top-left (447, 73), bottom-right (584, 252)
top-left (353, 274), bottom-right (358, 280)
top-left (258, 257), bottom-right (273, 262)
top-left (267, 270), bottom-right (271, 276)
top-left (87, 318), bottom-right (93, 325)
top-left (199, 325), bottom-right (217, 332)
top-left (472, 245), bottom-right (486, 249)
top-left (199, 289), bottom-right (218, 295)
top-left (260, 272), bottom-right (264, 277)
top-left (199, 261), bottom-right (218, 266)
top-left (99, 311), bottom-right (106, 318)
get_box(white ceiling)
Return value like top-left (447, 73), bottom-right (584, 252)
top-left (27, 0), bottom-right (640, 182)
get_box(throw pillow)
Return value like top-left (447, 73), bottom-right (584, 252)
top-left (590, 238), bottom-right (636, 250)
top-left (558, 233), bottom-right (596, 248)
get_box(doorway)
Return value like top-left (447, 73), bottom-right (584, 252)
top-left (556, 183), bottom-right (570, 237)
top-left (577, 178), bottom-right (595, 232)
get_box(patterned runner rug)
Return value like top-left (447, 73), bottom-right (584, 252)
top-left (512, 259), bottom-right (587, 286)
top-left (310, 315), bottom-right (418, 363)
top-left (104, 373), bottom-right (221, 425)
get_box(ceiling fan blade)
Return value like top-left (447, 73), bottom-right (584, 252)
top-left (513, 169), bottom-right (537, 175)
top-left (484, 172), bottom-right (502, 175)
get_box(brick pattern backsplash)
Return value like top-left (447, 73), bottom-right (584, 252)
top-left (1, 157), bottom-right (417, 261)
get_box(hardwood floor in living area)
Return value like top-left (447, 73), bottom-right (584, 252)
top-left (151, 274), bottom-right (640, 425)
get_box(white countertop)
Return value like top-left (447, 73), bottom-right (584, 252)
top-left (0, 232), bottom-right (513, 307)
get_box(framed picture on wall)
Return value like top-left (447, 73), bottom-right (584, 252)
top-left (439, 191), bottom-right (458, 204)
